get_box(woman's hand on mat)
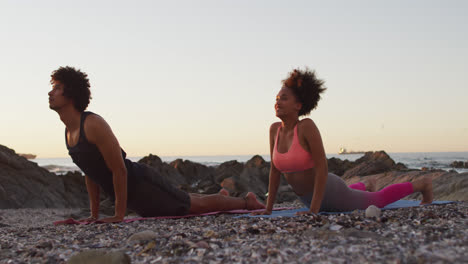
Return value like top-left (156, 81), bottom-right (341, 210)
top-left (99, 216), bottom-right (124, 223)
top-left (295, 210), bottom-right (320, 219)
top-left (250, 209), bottom-right (272, 216)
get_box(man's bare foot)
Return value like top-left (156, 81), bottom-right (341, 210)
top-left (366, 178), bottom-right (377, 192)
top-left (419, 178), bottom-right (433, 205)
top-left (244, 192), bottom-right (266, 210)
top-left (218, 188), bottom-right (229, 196)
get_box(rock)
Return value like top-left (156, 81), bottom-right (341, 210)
top-left (138, 154), bottom-right (188, 187)
top-left (35, 240), bottom-right (53, 249)
top-left (170, 159), bottom-right (215, 185)
top-left (67, 250), bottom-right (130, 264)
top-left (0, 144), bottom-right (88, 209)
top-left (195, 241), bottom-right (210, 249)
top-left (128, 230), bottom-right (158, 241)
top-left (329, 224), bottom-right (343, 231)
top-left (139, 155), bottom-right (219, 194)
top-left (245, 155), bottom-right (267, 169)
top-left (342, 151), bottom-right (405, 179)
top-left (450, 161), bottom-right (468, 168)
top-left (327, 157), bottom-right (354, 176)
top-left (214, 160), bottom-right (244, 184)
top-left (365, 205), bottom-right (381, 218)
top-left (342, 228), bottom-right (383, 240)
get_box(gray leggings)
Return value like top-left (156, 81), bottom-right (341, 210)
top-left (298, 173), bottom-right (413, 212)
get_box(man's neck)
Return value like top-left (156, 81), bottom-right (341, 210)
top-left (57, 106), bottom-right (82, 132)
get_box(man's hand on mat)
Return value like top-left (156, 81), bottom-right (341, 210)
top-left (250, 209), bottom-right (272, 216)
top-left (99, 216), bottom-right (124, 223)
top-left (78, 216), bottom-right (98, 222)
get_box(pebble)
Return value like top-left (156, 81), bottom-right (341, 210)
top-left (127, 230), bottom-right (157, 242)
top-left (0, 201), bottom-right (466, 263)
top-left (67, 250), bottom-right (130, 264)
top-left (365, 205), bottom-right (381, 218)
top-left (329, 224), bottom-right (343, 231)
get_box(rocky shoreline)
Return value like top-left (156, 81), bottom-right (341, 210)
top-left (1, 144), bottom-right (468, 263)
top-left (1, 144), bottom-right (468, 212)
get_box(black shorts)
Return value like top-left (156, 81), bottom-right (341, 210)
top-left (127, 164), bottom-right (191, 217)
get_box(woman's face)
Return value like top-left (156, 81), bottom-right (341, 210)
top-left (275, 86), bottom-right (301, 118)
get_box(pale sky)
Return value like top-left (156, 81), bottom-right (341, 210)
top-left (1, 0), bottom-right (467, 158)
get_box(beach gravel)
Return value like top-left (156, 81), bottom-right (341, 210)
top-left (0, 201), bottom-right (466, 263)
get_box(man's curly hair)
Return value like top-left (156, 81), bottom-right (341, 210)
top-left (282, 68), bottom-right (326, 116)
top-left (51, 66), bottom-right (91, 112)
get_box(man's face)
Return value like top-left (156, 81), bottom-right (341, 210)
top-left (48, 80), bottom-right (71, 111)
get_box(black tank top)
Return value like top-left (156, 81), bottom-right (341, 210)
top-left (65, 112), bottom-right (140, 198)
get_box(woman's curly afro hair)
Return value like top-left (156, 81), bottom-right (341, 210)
top-left (282, 68), bottom-right (326, 116)
top-left (51, 66), bottom-right (91, 112)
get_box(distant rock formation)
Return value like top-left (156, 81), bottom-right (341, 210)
top-left (1, 143), bottom-right (467, 211)
top-left (17, 153), bottom-right (36, 159)
top-left (450, 160), bottom-right (468, 169)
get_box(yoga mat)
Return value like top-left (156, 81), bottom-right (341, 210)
top-left (236, 200), bottom-right (455, 218)
top-left (53, 200), bottom-right (454, 225)
top-left (53, 207), bottom-right (296, 225)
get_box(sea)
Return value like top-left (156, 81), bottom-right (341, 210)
top-left (32, 152), bottom-right (468, 175)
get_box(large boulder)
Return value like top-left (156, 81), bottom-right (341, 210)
top-left (327, 157), bottom-right (354, 176)
top-left (0, 144), bottom-right (88, 209)
top-left (138, 154), bottom-right (187, 187)
top-left (219, 155), bottom-right (294, 203)
top-left (138, 154), bottom-right (296, 203)
top-left (214, 160), bottom-right (244, 184)
top-left (138, 155), bottom-right (220, 194)
top-left (341, 151), bottom-right (406, 179)
top-left (170, 159), bottom-right (216, 192)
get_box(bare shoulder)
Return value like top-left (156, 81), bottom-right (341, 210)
top-left (269, 122), bottom-right (281, 134)
top-left (83, 114), bottom-right (114, 143)
top-left (298, 118), bottom-right (318, 132)
top-left (84, 114), bottom-right (110, 130)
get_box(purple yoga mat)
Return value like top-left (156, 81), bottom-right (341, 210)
top-left (53, 207), bottom-right (295, 225)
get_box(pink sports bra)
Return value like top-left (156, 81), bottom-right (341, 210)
top-left (272, 124), bottom-right (315, 173)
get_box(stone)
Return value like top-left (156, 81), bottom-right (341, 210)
top-left (67, 250), bottom-right (130, 264)
top-left (365, 205), bottom-right (381, 218)
top-left (330, 224), bottom-right (343, 231)
top-left (128, 230), bottom-right (158, 241)
top-left (195, 241), bottom-right (210, 249)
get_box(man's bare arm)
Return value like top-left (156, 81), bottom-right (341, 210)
top-left (84, 114), bottom-right (128, 222)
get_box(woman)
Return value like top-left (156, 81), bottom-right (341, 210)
top-left (253, 68), bottom-right (433, 216)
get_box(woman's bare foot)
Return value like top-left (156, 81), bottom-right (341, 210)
top-left (420, 178), bottom-right (433, 205)
top-left (244, 192), bottom-right (266, 210)
top-left (412, 178), bottom-right (433, 205)
top-left (218, 188), bottom-right (230, 196)
top-left (366, 178), bottom-right (377, 192)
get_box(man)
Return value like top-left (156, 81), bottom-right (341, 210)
top-left (49, 66), bottom-right (265, 223)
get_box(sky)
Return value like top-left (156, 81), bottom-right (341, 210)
top-left (0, 0), bottom-right (467, 158)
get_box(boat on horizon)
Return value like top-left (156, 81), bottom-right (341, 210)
top-left (338, 147), bottom-right (365, 155)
